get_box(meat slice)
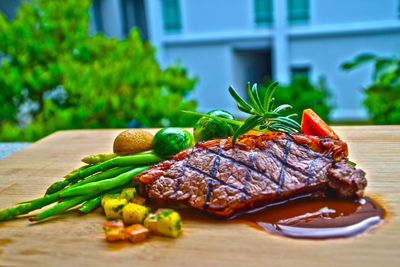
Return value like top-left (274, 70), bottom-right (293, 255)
top-left (134, 132), bottom-right (367, 218)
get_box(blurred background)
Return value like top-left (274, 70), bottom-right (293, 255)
top-left (1, 0), bottom-right (400, 143)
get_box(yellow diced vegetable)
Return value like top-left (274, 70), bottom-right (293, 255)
top-left (143, 213), bottom-right (159, 235)
top-left (156, 209), bottom-right (182, 238)
top-left (144, 209), bottom-right (182, 238)
top-left (132, 195), bottom-right (146, 205)
top-left (101, 193), bottom-right (120, 207)
top-left (122, 203), bottom-right (149, 225)
top-left (125, 224), bottom-right (150, 243)
top-left (119, 188), bottom-right (137, 202)
top-left (103, 198), bottom-right (127, 219)
top-left (103, 220), bottom-right (125, 242)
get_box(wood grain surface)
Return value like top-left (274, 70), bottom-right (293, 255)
top-left (0, 127), bottom-right (399, 267)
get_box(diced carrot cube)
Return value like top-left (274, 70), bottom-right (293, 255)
top-left (103, 220), bottom-right (125, 242)
top-left (125, 224), bottom-right (150, 243)
top-left (132, 196), bottom-right (146, 205)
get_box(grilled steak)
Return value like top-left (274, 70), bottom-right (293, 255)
top-left (134, 133), bottom-right (367, 217)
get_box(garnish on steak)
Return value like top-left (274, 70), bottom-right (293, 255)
top-left (134, 132), bottom-right (367, 218)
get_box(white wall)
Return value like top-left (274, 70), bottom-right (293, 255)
top-left (289, 30), bottom-right (400, 119)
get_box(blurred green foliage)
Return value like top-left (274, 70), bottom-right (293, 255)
top-left (262, 76), bottom-right (332, 122)
top-left (0, 0), bottom-right (197, 141)
top-left (342, 53), bottom-right (400, 124)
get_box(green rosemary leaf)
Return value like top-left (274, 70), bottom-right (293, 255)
top-left (232, 115), bottom-right (264, 144)
top-left (263, 81), bottom-right (278, 112)
top-left (348, 160), bottom-right (357, 167)
top-left (228, 86), bottom-right (253, 113)
top-left (269, 123), bottom-right (296, 133)
top-left (247, 82), bottom-right (263, 114)
top-left (270, 117), bottom-right (301, 131)
top-left (251, 83), bottom-right (265, 113)
top-left (273, 104), bottom-right (293, 114)
top-left (181, 110), bottom-right (244, 126)
top-left (286, 113), bottom-right (298, 118)
top-left (237, 104), bottom-right (252, 114)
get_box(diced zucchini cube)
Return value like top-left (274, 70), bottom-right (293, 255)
top-left (156, 209), bottom-right (182, 238)
top-left (103, 198), bottom-right (127, 219)
top-left (101, 193), bottom-right (120, 207)
top-left (119, 188), bottom-right (137, 202)
top-left (143, 213), bottom-right (159, 235)
top-left (122, 203), bottom-right (149, 225)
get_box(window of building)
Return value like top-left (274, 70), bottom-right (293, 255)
top-left (287, 0), bottom-right (309, 24)
top-left (161, 0), bottom-right (181, 32)
top-left (254, 0), bottom-right (273, 26)
top-left (92, 0), bottom-right (104, 33)
top-left (398, 0), bottom-right (400, 18)
top-left (291, 66), bottom-right (310, 79)
top-left (121, 0), bottom-right (148, 40)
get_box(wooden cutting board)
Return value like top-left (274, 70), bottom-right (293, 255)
top-left (0, 127), bottom-right (399, 266)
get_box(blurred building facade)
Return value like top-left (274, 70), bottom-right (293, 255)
top-left (2, 0), bottom-right (400, 120)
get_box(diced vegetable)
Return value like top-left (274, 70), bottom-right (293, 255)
top-left (101, 193), bottom-right (120, 208)
top-left (143, 213), bottom-right (159, 235)
top-left (125, 224), bottom-right (150, 243)
top-left (132, 196), bottom-right (146, 205)
top-left (156, 209), bottom-right (182, 238)
top-left (103, 199), bottom-right (127, 219)
top-left (119, 188), bottom-right (137, 202)
top-left (103, 220), bottom-right (126, 242)
top-left (122, 203), bottom-right (149, 225)
top-left (301, 108), bottom-right (339, 138)
top-left (144, 209), bottom-right (182, 238)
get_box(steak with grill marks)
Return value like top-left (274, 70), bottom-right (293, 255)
top-left (134, 132), bottom-right (367, 217)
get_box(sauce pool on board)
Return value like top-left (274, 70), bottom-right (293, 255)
top-left (233, 196), bottom-right (386, 239)
top-left (178, 195), bottom-right (386, 240)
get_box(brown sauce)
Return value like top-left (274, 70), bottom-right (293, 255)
top-left (236, 196), bottom-right (386, 239)
top-left (178, 196), bottom-right (386, 240)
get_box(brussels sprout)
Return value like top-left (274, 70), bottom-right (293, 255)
top-left (152, 127), bottom-right (195, 158)
top-left (193, 110), bottom-right (238, 142)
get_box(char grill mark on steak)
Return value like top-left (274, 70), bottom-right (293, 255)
top-left (277, 140), bottom-right (292, 196)
top-left (136, 133), bottom-right (367, 217)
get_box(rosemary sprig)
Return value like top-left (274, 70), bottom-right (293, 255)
top-left (183, 81), bottom-right (302, 144)
top-left (230, 82), bottom-right (301, 143)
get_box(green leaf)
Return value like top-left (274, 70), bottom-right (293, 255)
top-left (232, 115), bottom-right (264, 144)
top-left (273, 104), bottom-right (293, 114)
top-left (251, 83), bottom-right (264, 113)
top-left (270, 117), bottom-right (301, 131)
top-left (181, 110), bottom-right (244, 126)
top-left (341, 53), bottom-right (376, 70)
top-left (263, 81), bottom-right (278, 112)
top-left (347, 160), bottom-right (357, 167)
top-left (228, 86), bottom-right (253, 113)
top-left (269, 123), bottom-right (296, 133)
top-left (237, 104), bottom-right (252, 114)
top-left (247, 82), bottom-right (263, 114)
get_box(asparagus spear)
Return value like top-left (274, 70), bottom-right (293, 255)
top-left (58, 166), bottom-right (149, 198)
top-left (32, 194), bottom-right (96, 221)
top-left (20, 166), bottom-right (135, 205)
top-left (45, 152), bottom-right (163, 194)
top-left (81, 153), bottom-right (118, 165)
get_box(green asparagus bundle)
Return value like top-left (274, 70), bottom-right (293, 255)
top-left (0, 151), bottom-right (163, 222)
